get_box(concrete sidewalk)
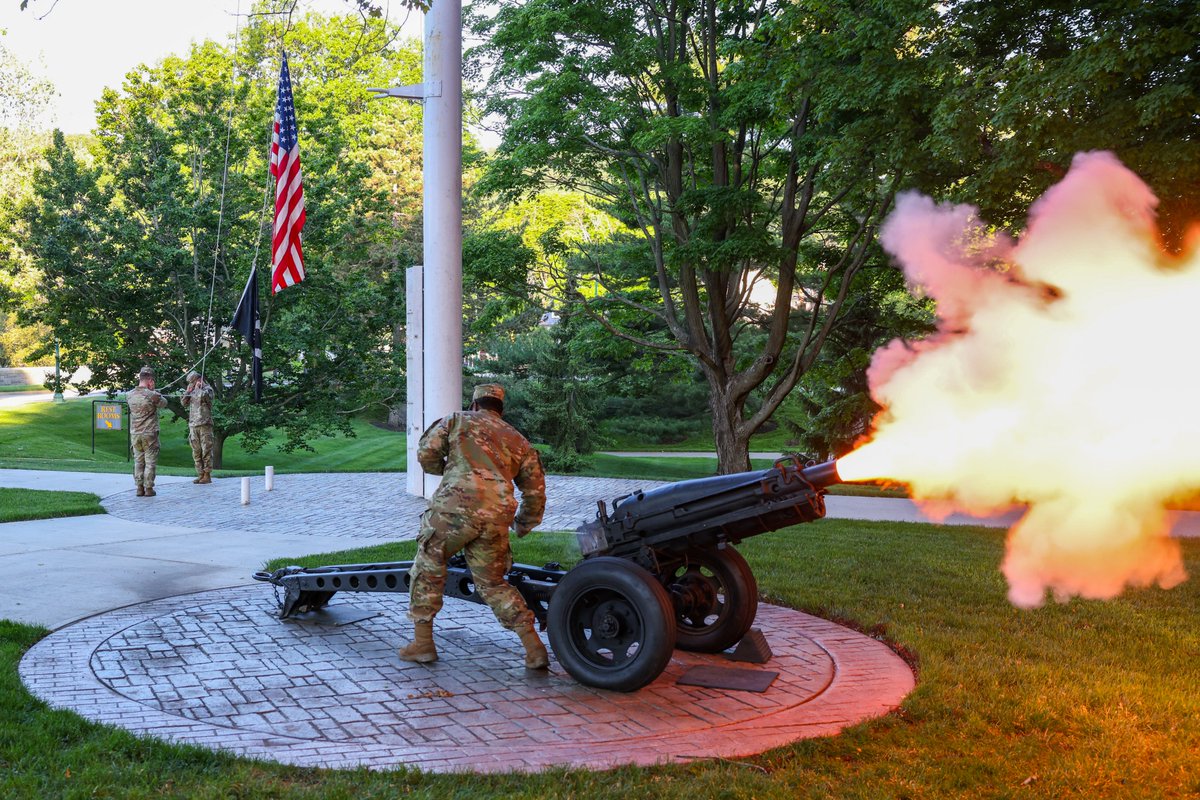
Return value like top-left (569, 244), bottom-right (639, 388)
top-left (3, 468), bottom-right (1197, 630)
top-left (0, 514), bottom-right (389, 628)
top-left (0, 468), bottom-right (192, 499)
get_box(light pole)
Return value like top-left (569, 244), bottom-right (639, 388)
top-left (370, 0), bottom-right (463, 499)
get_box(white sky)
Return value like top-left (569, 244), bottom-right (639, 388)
top-left (1, 0), bottom-right (422, 134)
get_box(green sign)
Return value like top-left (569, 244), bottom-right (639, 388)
top-left (95, 403), bottom-right (123, 431)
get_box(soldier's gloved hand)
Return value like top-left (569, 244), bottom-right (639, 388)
top-left (512, 523), bottom-right (534, 539)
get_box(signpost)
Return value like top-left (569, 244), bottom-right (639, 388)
top-left (92, 399), bottom-right (131, 461)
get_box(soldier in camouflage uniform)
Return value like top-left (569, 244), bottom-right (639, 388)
top-left (127, 366), bottom-right (168, 497)
top-left (182, 371), bottom-right (215, 484)
top-left (400, 383), bottom-right (550, 670)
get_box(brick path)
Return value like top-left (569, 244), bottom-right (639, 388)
top-left (102, 473), bottom-right (664, 539)
top-left (20, 585), bottom-right (914, 772)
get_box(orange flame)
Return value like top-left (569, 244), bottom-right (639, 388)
top-left (843, 151), bottom-right (1196, 607)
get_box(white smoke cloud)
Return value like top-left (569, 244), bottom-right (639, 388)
top-left (839, 152), bottom-right (1196, 606)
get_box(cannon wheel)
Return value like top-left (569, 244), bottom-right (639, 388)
top-left (547, 557), bottom-right (677, 692)
top-left (668, 546), bottom-right (758, 653)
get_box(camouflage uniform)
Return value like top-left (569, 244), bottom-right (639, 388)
top-left (408, 392), bottom-right (546, 633)
top-left (127, 384), bottom-right (167, 492)
top-left (183, 379), bottom-right (215, 480)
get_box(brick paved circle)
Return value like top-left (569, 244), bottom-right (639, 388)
top-left (20, 586), bottom-right (914, 772)
top-left (101, 474), bottom-right (665, 539)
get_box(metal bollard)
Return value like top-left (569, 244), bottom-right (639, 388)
top-left (241, 477), bottom-right (250, 506)
top-left (265, 466), bottom-right (275, 492)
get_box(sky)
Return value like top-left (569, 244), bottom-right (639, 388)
top-left (1, 0), bottom-right (421, 134)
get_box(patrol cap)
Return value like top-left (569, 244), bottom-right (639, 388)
top-left (138, 366), bottom-right (155, 379)
top-left (471, 383), bottom-right (505, 403)
top-left (186, 371), bottom-right (200, 382)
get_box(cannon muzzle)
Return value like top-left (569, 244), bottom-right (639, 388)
top-left (800, 459), bottom-right (841, 489)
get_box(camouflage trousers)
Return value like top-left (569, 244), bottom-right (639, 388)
top-left (189, 423), bottom-right (214, 476)
top-left (131, 433), bottom-right (160, 489)
top-left (408, 509), bottom-right (534, 631)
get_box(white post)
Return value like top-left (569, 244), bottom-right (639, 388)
top-left (265, 465), bottom-right (274, 492)
top-left (240, 477), bottom-right (250, 506)
top-left (415, 0), bottom-right (463, 499)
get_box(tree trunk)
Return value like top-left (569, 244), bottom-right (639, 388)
top-left (386, 404), bottom-right (405, 430)
top-left (212, 430), bottom-right (227, 470)
top-left (708, 383), bottom-right (751, 474)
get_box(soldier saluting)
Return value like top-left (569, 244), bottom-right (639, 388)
top-left (400, 383), bottom-right (550, 670)
top-left (182, 371), bottom-right (215, 484)
top-left (127, 366), bottom-right (168, 497)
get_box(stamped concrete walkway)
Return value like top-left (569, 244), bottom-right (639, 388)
top-left (20, 587), bottom-right (914, 772)
top-left (7, 468), bottom-right (919, 772)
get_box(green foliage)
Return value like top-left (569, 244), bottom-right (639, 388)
top-left (468, 311), bottom-right (606, 471)
top-left (0, 312), bottom-right (50, 366)
top-left (602, 415), bottom-right (704, 447)
top-left (470, 0), bottom-right (946, 472)
top-left (931, 0), bottom-right (1199, 247)
top-left (777, 253), bottom-right (936, 457)
top-left (0, 36), bottom-right (55, 362)
top-left (11, 13), bottom-right (423, 466)
top-left (526, 313), bottom-right (606, 470)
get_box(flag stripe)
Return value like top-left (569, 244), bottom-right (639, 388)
top-left (269, 53), bottom-right (305, 295)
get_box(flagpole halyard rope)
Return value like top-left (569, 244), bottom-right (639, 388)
top-left (200, 0), bottom-right (244, 380)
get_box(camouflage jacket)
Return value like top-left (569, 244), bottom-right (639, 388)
top-left (127, 387), bottom-right (167, 436)
top-left (418, 410), bottom-right (546, 529)
top-left (182, 382), bottom-right (214, 426)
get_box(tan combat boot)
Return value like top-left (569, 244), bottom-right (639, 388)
top-left (518, 624), bottom-right (550, 670)
top-left (136, 486), bottom-right (145, 497)
top-left (397, 621), bottom-right (438, 663)
top-left (192, 474), bottom-right (203, 484)
top-left (145, 487), bottom-right (156, 497)
top-left (197, 472), bottom-right (212, 485)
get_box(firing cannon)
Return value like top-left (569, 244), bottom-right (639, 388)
top-left (255, 457), bottom-right (842, 692)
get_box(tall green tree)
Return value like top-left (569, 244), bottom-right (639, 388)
top-left (931, 0), bottom-right (1199, 247)
top-left (0, 34), bottom-right (55, 365)
top-left (472, 0), bottom-right (944, 472)
top-left (17, 13), bottom-right (422, 466)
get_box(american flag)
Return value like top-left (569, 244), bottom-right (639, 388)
top-left (269, 52), bottom-right (306, 293)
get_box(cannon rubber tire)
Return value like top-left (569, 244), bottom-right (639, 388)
top-left (547, 557), bottom-right (677, 692)
top-left (671, 546), bottom-right (758, 653)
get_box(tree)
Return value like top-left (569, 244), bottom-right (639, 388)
top-left (472, 0), bottom-right (944, 472)
top-left (0, 34), bottom-right (55, 365)
top-left (930, 0), bottom-right (1199, 248)
top-left (16, 13), bottom-right (423, 466)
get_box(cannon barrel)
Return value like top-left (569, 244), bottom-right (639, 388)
top-left (577, 458), bottom-right (842, 558)
top-left (800, 459), bottom-right (841, 488)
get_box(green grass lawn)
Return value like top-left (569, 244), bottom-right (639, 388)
top-left (0, 384), bottom-right (46, 393)
top-left (4, 513), bottom-right (1198, 798)
top-left (0, 397), bottom-right (406, 476)
top-left (0, 487), bottom-right (103, 522)
top-left (0, 400), bottom-right (903, 496)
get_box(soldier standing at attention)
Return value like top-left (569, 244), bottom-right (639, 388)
top-left (400, 383), bottom-right (550, 670)
top-left (127, 366), bottom-right (168, 497)
top-left (182, 371), bottom-right (215, 484)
